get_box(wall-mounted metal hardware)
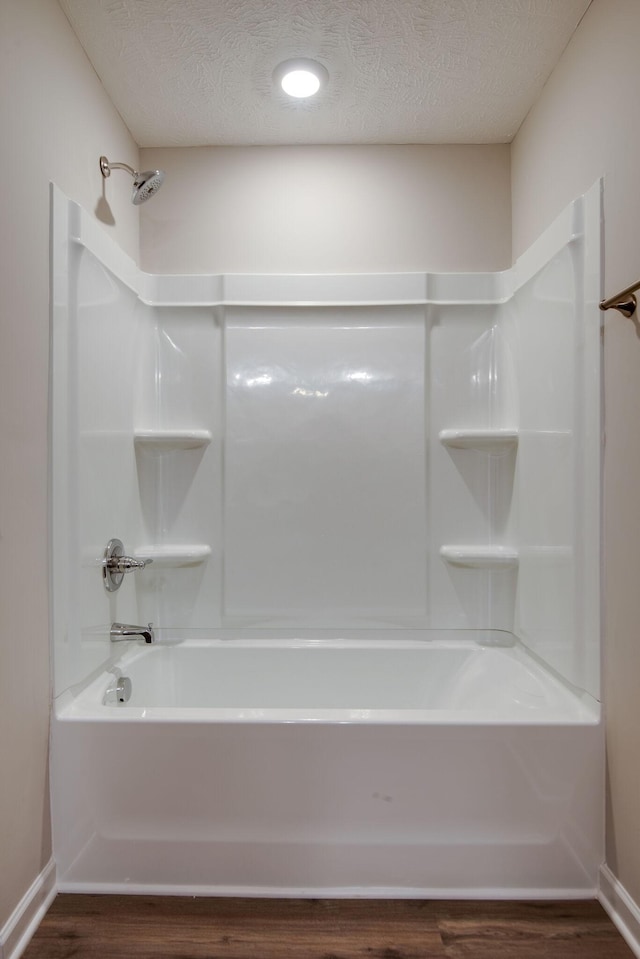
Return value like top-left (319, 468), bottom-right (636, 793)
top-left (104, 675), bottom-right (133, 704)
top-left (103, 538), bottom-right (153, 592)
top-left (110, 622), bottom-right (155, 644)
top-left (600, 279), bottom-right (640, 318)
top-left (99, 156), bottom-right (165, 206)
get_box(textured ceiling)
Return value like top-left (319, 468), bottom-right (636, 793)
top-left (59, 0), bottom-right (592, 147)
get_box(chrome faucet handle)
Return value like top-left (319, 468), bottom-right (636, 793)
top-left (111, 555), bottom-right (152, 573)
top-left (103, 538), bottom-right (153, 592)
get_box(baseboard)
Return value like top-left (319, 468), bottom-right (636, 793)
top-left (57, 878), bottom-right (597, 899)
top-left (0, 860), bottom-right (57, 959)
top-left (599, 864), bottom-right (640, 959)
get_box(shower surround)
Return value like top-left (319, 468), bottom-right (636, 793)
top-left (50, 182), bottom-right (603, 896)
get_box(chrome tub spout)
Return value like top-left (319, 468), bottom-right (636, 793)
top-left (110, 622), bottom-right (155, 644)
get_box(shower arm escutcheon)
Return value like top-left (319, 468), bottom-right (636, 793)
top-left (100, 157), bottom-right (135, 178)
top-left (103, 538), bottom-right (153, 593)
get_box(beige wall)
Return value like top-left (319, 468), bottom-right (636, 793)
top-left (512, 0), bottom-right (640, 903)
top-left (0, 0), bottom-right (139, 929)
top-left (140, 144), bottom-right (511, 274)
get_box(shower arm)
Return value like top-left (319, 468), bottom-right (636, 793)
top-left (99, 157), bottom-right (136, 178)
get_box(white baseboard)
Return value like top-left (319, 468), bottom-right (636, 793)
top-left (599, 863), bottom-right (640, 958)
top-left (0, 860), bottom-right (57, 959)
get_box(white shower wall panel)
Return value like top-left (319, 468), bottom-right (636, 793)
top-left (133, 306), bottom-right (222, 628)
top-left (135, 307), bottom-right (223, 431)
top-left (428, 305), bottom-right (518, 631)
top-left (429, 306), bottom-right (517, 430)
top-left (223, 307), bottom-right (428, 627)
top-left (53, 235), bottom-right (149, 695)
top-left (510, 218), bottom-right (600, 698)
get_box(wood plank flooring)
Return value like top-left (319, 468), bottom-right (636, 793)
top-left (22, 895), bottom-right (635, 959)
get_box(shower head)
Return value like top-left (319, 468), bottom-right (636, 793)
top-left (99, 156), bottom-right (165, 205)
top-left (131, 169), bottom-right (165, 205)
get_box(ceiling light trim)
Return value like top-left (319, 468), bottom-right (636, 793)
top-left (273, 58), bottom-right (329, 99)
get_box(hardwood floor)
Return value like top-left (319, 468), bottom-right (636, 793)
top-left (22, 895), bottom-right (635, 959)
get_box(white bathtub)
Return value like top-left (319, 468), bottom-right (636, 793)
top-left (59, 635), bottom-right (597, 723)
top-left (52, 633), bottom-right (603, 898)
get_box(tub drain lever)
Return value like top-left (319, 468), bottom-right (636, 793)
top-left (103, 538), bottom-right (153, 592)
top-left (104, 675), bottom-right (133, 704)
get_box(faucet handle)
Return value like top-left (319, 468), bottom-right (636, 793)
top-left (103, 538), bottom-right (153, 592)
top-left (113, 555), bottom-right (153, 572)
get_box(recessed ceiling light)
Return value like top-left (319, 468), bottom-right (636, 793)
top-left (273, 59), bottom-right (329, 99)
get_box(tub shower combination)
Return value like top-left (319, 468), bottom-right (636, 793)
top-left (50, 182), bottom-right (603, 897)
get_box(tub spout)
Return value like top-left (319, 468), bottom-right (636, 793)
top-left (111, 622), bottom-right (155, 644)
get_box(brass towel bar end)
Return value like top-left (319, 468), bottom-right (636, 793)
top-left (600, 281), bottom-right (640, 318)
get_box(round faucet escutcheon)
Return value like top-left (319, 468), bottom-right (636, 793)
top-left (103, 538), bottom-right (153, 592)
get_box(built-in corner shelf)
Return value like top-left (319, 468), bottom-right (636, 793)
top-left (134, 429), bottom-right (212, 452)
top-left (438, 429), bottom-right (518, 453)
top-left (134, 545), bottom-right (212, 568)
top-left (439, 545), bottom-right (519, 569)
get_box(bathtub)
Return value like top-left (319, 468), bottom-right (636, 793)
top-left (52, 632), bottom-right (603, 898)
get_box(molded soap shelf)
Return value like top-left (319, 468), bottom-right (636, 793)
top-left (134, 430), bottom-right (212, 452)
top-left (134, 545), bottom-right (212, 567)
top-left (439, 545), bottom-right (519, 569)
top-left (439, 429), bottom-right (518, 453)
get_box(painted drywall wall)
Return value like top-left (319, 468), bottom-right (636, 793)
top-left (511, 0), bottom-right (640, 905)
top-left (139, 144), bottom-right (511, 274)
top-left (0, 0), bottom-right (139, 930)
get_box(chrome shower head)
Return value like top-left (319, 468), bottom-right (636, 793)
top-left (131, 169), bottom-right (165, 205)
top-left (99, 156), bottom-right (165, 205)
